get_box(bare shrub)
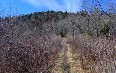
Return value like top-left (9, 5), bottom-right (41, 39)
top-left (0, 35), bottom-right (62, 73)
top-left (71, 34), bottom-right (116, 73)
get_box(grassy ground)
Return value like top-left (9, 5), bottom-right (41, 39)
top-left (52, 37), bottom-right (90, 73)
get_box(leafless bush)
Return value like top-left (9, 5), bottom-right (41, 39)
top-left (71, 34), bottom-right (116, 73)
top-left (0, 35), bottom-right (62, 73)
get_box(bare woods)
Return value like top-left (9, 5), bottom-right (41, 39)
top-left (0, 0), bottom-right (116, 73)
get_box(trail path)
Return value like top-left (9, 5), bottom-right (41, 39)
top-left (53, 38), bottom-right (85, 73)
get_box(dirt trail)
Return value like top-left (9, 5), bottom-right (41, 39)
top-left (52, 38), bottom-right (85, 73)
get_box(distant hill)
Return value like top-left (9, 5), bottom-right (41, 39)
top-left (0, 10), bottom-right (116, 42)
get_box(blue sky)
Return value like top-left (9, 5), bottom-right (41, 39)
top-left (0, 0), bottom-right (115, 16)
top-left (0, 0), bottom-right (82, 16)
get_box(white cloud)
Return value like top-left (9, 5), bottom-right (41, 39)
top-left (63, 0), bottom-right (81, 12)
top-left (21, 0), bottom-right (81, 12)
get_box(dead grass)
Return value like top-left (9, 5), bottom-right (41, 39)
top-left (70, 34), bottom-right (116, 73)
top-left (0, 35), bottom-right (62, 73)
top-left (53, 38), bottom-right (86, 73)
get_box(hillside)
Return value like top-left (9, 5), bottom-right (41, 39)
top-left (1, 11), bottom-right (116, 40)
top-left (0, 11), bottom-right (116, 73)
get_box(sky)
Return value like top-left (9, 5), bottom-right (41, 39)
top-left (0, 0), bottom-right (82, 16)
top-left (0, 0), bottom-right (116, 16)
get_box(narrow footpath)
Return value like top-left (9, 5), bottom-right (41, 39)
top-left (52, 38), bottom-right (85, 73)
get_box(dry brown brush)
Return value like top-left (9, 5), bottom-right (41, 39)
top-left (71, 34), bottom-right (116, 73)
top-left (0, 35), bottom-right (62, 73)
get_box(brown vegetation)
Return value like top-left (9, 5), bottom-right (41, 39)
top-left (0, 35), bottom-right (62, 73)
top-left (70, 34), bottom-right (116, 73)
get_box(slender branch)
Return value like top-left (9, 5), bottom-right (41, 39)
top-left (95, 0), bottom-right (116, 19)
